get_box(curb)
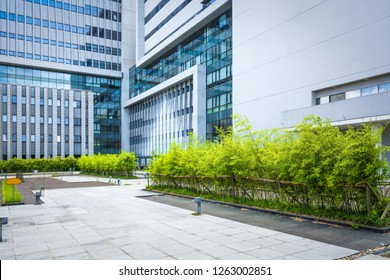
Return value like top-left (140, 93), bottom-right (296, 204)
top-left (145, 189), bottom-right (390, 234)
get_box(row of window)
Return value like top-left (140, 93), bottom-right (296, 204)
top-left (3, 134), bottom-right (82, 143)
top-left (0, 50), bottom-right (122, 70)
top-left (144, 0), bottom-right (170, 24)
top-left (1, 32), bottom-right (121, 56)
top-left (2, 95), bottom-right (82, 108)
top-left (2, 115), bottom-right (78, 126)
top-left (0, 14), bottom-right (122, 41)
top-left (22, 0), bottom-right (122, 22)
top-left (145, 0), bottom-right (192, 41)
top-left (316, 81), bottom-right (390, 105)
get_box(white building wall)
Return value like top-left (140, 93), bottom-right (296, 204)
top-left (232, 0), bottom-right (390, 130)
top-left (0, 83), bottom-right (94, 159)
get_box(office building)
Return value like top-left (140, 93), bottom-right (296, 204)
top-left (0, 0), bottom-right (135, 159)
top-left (125, 0), bottom-right (390, 166)
top-left (123, 0), bottom-right (232, 165)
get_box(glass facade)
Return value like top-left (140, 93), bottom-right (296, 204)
top-left (129, 10), bottom-right (232, 139)
top-left (0, 64), bottom-right (121, 154)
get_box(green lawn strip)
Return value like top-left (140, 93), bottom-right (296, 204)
top-left (2, 180), bottom-right (22, 204)
top-left (146, 185), bottom-right (390, 228)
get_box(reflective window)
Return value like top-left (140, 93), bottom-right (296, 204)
top-left (379, 82), bottom-right (390, 93)
top-left (361, 85), bottom-right (378, 96)
top-left (9, 13), bottom-right (16, 21)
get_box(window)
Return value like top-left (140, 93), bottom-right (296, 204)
top-left (105, 10), bottom-right (111, 20)
top-left (31, 116), bottom-right (35, 123)
top-left (34, 18), bottom-right (41, 25)
top-left (42, 0), bottom-right (48, 5)
top-left (9, 51), bottom-right (16, 56)
top-left (64, 24), bottom-right (70, 32)
top-left (42, 19), bottom-right (49, 27)
top-left (100, 61), bottom-right (105, 69)
top-left (49, 0), bottom-right (55, 7)
top-left (78, 27), bottom-right (84, 34)
top-left (57, 23), bottom-right (63, 30)
top-left (65, 42), bottom-right (71, 48)
top-left (92, 44), bottom-right (98, 52)
top-left (9, 13), bottom-right (16, 21)
top-left (26, 53), bottom-right (33, 58)
top-left (50, 21), bottom-right (56, 29)
top-left (112, 31), bottom-right (117, 40)
top-left (71, 25), bottom-right (77, 33)
top-left (105, 29), bottom-right (111, 39)
top-left (18, 15), bottom-right (24, 22)
top-left (86, 5), bottom-right (91, 15)
top-left (379, 82), bottom-right (390, 93)
top-left (42, 56), bottom-right (49, 61)
top-left (0, 31), bottom-right (6, 37)
top-left (361, 85), bottom-right (378, 96)
top-left (2, 115), bottom-right (7, 122)
top-left (86, 43), bottom-right (91, 51)
top-left (26, 36), bottom-right (33, 41)
top-left (72, 44), bottom-right (78, 49)
top-left (50, 40), bottom-right (56, 45)
top-left (99, 8), bottom-right (104, 18)
top-left (85, 25), bottom-right (91, 35)
top-left (112, 11), bottom-right (118, 21)
top-left (79, 6), bottom-right (84, 14)
top-left (105, 47), bottom-right (111, 55)
top-left (0, 11), bottom-right (6, 19)
top-left (31, 135), bottom-right (35, 142)
top-left (34, 37), bottom-right (41, 43)
top-left (26, 16), bottom-right (33, 24)
top-left (99, 28), bottom-right (104, 38)
top-left (56, 1), bottom-right (63, 9)
top-left (18, 52), bottom-right (25, 57)
top-left (92, 6), bottom-right (98, 17)
top-left (66, 59), bottom-right (71, 64)
top-left (58, 58), bottom-right (64, 63)
top-left (34, 0), bottom-right (40, 4)
top-left (42, 38), bottom-right (49, 44)
top-left (92, 26), bottom-right (98, 36)
top-left (99, 45), bottom-right (105, 53)
top-left (71, 5), bottom-right (77, 12)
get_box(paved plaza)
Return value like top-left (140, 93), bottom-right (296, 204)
top-left (0, 176), bottom-right (362, 260)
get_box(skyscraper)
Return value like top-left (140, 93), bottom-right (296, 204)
top-left (123, 0), bottom-right (232, 166)
top-left (0, 0), bottom-right (135, 160)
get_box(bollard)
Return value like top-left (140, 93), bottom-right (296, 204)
top-left (117, 178), bottom-right (120, 186)
top-left (0, 217), bottom-right (8, 242)
top-left (35, 191), bottom-right (42, 205)
top-left (194, 197), bottom-right (202, 215)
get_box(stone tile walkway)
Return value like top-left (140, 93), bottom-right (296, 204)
top-left (0, 181), bottom-right (357, 260)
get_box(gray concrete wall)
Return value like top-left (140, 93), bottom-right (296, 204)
top-left (232, 0), bottom-right (390, 130)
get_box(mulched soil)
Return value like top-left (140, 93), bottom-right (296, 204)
top-left (2, 176), bottom-right (111, 205)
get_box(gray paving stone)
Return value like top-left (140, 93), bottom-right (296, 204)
top-left (354, 254), bottom-right (389, 260)
top-left (219, 252), bottom-right (257, 260)
top-left (247, 247), bottom-right (288, 259)
top-left (172, 250), bottom-right (214, 260)
top-left (0, 182), bottom-right (362, 260)
top-left (199, 245), bottom-right (239, 258)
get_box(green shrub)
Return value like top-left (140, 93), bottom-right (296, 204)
top-left (2, 180), bottom-right (22, 204)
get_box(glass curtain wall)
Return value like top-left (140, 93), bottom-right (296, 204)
top-left (129, 10), bottom-right (232, 138)
top-left (0, 64), bottom-right (121, 154)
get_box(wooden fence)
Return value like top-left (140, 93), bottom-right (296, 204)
top-left (150, 174), bottom-right (390, 219)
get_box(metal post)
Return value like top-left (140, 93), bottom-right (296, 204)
top-left (194, 197), bottom-right (202, 215)
top-left (0, 217), bottom-right (8, 242)
top-left (35, 191), bottom-right (41, 205)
